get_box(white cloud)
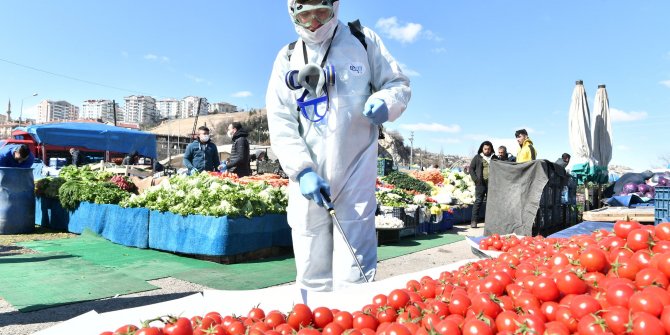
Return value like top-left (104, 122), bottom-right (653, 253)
top-left (422, 30), bottom-right (443, 42)
top-left (399, 122), bottom-right (460, 133)
top-left (185, 74), bottom-right (211, 85)
top-left (432, 47), bottom-right (447, 54)
top-left (121, 51), bottom-right (129, 58)
top-left (375, 17), bottom-right (422, 44)
top-left (610, 107), bottom-right (648, 122)
top-left (144, 54), bottom-right (169, 63)
top-left (232, 91), bottom-right (252, 98)
top-left (660, 80), bottom-right (670, 88)
top-left (397, 62), bottom-right (420, 77)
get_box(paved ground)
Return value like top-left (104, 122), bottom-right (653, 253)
top-left (0, 224), bottom-right (484, 335)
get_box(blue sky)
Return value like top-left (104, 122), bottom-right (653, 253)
top-left (1, 1), bottom-right (668, 171)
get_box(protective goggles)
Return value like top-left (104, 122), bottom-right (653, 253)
top-left (291, 0), bottom-right (334, 28)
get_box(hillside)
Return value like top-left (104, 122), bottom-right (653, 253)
top-left (148, 109), bottom-right (267, 137)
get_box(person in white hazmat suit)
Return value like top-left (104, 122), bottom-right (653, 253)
top-left (266, 0), bottom-right (411, 293)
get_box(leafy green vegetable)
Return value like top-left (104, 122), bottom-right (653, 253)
top-left (382, 171), bottom-right (432, 194)
top-left (120, 173), bottom-right (288, 218)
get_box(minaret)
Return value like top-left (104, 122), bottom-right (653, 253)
top-left (6, 99), bottom-right (10, 122)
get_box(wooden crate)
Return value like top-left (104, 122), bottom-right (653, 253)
top-left (582, 206), bottom-right (655, 223)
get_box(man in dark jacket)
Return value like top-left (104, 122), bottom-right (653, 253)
top-left (183, 126), bottom-right (221, 174)
top-left (469, 141), bottom-right (498, 228)
top-left (221, 122), bottom-right (251, 177)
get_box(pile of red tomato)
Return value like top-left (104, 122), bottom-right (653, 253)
top-left (102, 220), bottom-right (670, 335)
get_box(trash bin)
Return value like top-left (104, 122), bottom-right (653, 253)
top-left (0, 167), bottom-right (35, 234)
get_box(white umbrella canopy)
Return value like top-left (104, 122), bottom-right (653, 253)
top-left (568, 80), bottom-right (593, 164)
top-left (592, 84), bottom-right (612, 167)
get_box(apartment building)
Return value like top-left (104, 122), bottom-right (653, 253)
top-left (81, 99), bottom-right (121, 123)
top-left (123, 95), bottom-right (157, 124)
top-left (36, 100), bottom-right (80, 123)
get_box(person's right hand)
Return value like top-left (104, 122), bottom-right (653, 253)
top-left (297, 168), bottom-right (331, 206)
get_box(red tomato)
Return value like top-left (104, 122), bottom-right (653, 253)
top-left (495, 310), bottom-right (519, 333)
top-left (310, 307), bottom-right (333, 328)
top-left (433, 319), bottom-right (461, 335)
top-left (372, 294), bottom-right (388, 307)
top-left (388, 289), bottom-right (410, 310)
top-left (163, 317), bottom-right (193, 335)
top-left (516, 314), bottom-right (545, 335)
top-left (322, 322), bottom-right (344, 335)
top-left (461, 319), bottom-right (493, 335)
top-left (448, 293), bottom-right (471, 316)
top-left (556, 272), bottom-right (587, 295)
top-left (287, 304), bottom-right (313, 329)
top-left (297, 328), bottom-right (320, 335)
top-left (470, 292), bottom-right (502, 318)
top-left (333, 311), bottom-right (353, 330)
top-left (605, 282), bottom-right (634, 308)
top-left (376, 306), bottom-right (398, 324)
top-left (580, 247), bottom-right (609, 273)
top-left (602, 306), bottom-right (630, 335)
top-left (655, 222), bottom-right (670, 241)
top-left (136, 328), bottom-right (164, 335)
top-left (635, 267), bottom-right (669, 289)
top-left (532, 277), bottom-right (560, 302)
top-left (544, 321), bottom-right (570, 335)
top-left (627, 228), bottom-right (653, 251)
top-left (264, 311), bottom-right (286, 329)
top-left (629, 291), bottom-right (664, 317)
top-left (385, 323), bottom-right (412, 335)
top-left (614, 220), bottom-right (641, 239)
top-left (661, 306), bottom-right (670, 335)
top-left (226, 321), bottom-right (246, 335)
top-left (577, 314), bottom-right (610, 334)
top-left (247, 307), bottom-right (266, 321)
top-left (114, 325), bottom-right (140, 334)
top-left (631, 311), bottom-right (666, 335)
top-left (352, 313), bottom-right (379, 331)
top-left (570, 294), bottom-right (601, 319)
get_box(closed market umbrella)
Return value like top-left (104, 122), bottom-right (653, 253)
top-left (568, 80), bottom-right (593, 164)
top-left (592, 84), bottom-right (612, 167)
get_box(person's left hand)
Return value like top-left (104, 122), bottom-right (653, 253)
top-left (363, 98), bottom-right (389, 125)
top-left (218, 164), bottom-right (227, 172)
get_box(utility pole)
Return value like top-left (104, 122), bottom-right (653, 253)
top-left (409, 131), bottom-right (414, 169)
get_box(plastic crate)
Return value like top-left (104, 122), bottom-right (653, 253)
top-left (377, 158), bottom-right (394, 176)
top-left (655, 186), bottom-right (670, 225)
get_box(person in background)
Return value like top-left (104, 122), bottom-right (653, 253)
top-left (555, 153), bottom-right (571, 169)
top-left (515, 129), bottom-right (537, 163)
top-left (469, 141), bottom-right (498, 228)
top-left (266, 0), bottom-right (411, 293)
top-left (220, 122), bottom-right (251, 177)
top-left (183, 126), bottom-right (221, 174)
top-left (69, 148), bottom-right (83, 167)
top-left (122, 151), bottom-right (140, 165)
top-left (497, 145), bottom-right (515, 162)
top-left (0, 144), bottom-right (34, 168)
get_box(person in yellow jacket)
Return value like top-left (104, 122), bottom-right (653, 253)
top-left (514, 129), bottom-right (537, 163)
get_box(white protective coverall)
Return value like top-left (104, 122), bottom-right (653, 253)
top-left (266, 0), bottom-right (411, 292)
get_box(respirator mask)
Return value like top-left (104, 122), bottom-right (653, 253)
top-left (285, 63), bottom-right (336, 122)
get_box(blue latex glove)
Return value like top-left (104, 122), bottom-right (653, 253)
top-left (218, 164), bottom-right (228, 172)
top-left (363, 98), bottom-right (389, 125)
top-left (189, 168), bottom-right (198, 175)
top-left (297, 168), bottom-right (331, 206)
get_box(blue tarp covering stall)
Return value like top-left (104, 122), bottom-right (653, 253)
top-left (35, 200), bottom-right (150, 248)
top-left (149, 211), bottom-right (292, 256)
top-left (24, 123), bottom-right (157, 158)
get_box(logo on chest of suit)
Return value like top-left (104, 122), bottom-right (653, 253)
top-left (348, 62), bottom-right (366, 76)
